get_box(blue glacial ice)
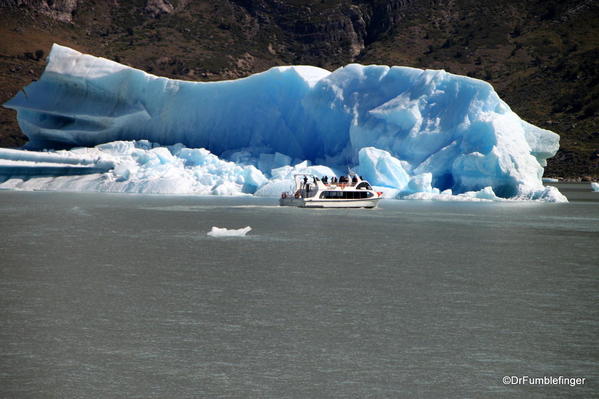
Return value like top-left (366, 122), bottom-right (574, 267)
top-left (1, 44), bottom-right (566, 202)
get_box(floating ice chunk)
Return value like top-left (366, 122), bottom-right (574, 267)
top-left (207, 226), bottom-right (252, 237)
top-left (401, 185), bottom-right (569, 203)
top-left (242, 166), bottom-right (269, 193)
top-left (535, 186), bottom-right (568, 202)
top-left (357, 147), bottom-right (410, 189)
top-left (0, 140), bottom-right (268, 195)
top-left (2, 44), bottom-right (566, 201)
top-left (402, 186), bottom-right (502, 202)
top-left (592, 182), bottom-right (599, 192)
top-left (404, 172), bottom-right (438, 194)
top-left (542, 177), bottom-right (559, 183)
top-left (511, 185), bottom-right (568, 202)
top-left (211, 180), bottom-right (244, 196)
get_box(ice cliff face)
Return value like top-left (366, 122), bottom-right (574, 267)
top-left (2, 44), bottom-right (565, 201)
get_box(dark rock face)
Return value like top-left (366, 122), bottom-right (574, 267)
top-left (1, 0), bottom-right (78, 22)
top-left (229, 0), bottom-right (414, 64)
top-left (1, 0), bottom-right (412, 63)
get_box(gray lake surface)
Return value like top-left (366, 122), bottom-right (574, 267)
top-left (1, 184), bottom-right (598, 398)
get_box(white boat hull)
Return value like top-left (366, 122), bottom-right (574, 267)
top-left (279, 197), bottom-right (381, 208)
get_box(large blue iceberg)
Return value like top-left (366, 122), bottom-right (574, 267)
top-left (1, 44), bottom-right (565, 201)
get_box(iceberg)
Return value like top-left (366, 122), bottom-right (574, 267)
top-left (0, 141), bottom-right (267, 195)
top-left (1, 44), bottom-right (566, 202)
top-left (207, 226), bottom-right (252, 237)
top-left (592, 182), bottom-right (599, 192)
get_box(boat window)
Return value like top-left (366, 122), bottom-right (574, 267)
top-left (356, 182), bottom-right (372, 190)
top-left (320, 191), bottom-right (343, 199)
top-left (320, 190), bottom-right (374, 199)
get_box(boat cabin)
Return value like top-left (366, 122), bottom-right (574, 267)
top-left (280, 173), bottom-right (382, 208)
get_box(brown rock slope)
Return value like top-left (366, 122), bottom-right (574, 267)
top-left (0, 0), bottom-right (597, 177)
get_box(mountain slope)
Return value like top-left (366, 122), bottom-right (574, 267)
top-left (0, 0), bottom-right (597, 177)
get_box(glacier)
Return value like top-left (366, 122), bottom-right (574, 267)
top-left (1, 44), bottom-right (566, 202)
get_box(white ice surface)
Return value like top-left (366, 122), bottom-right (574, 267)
top-left (0, 140), bottom-right (566, 202)
top-left (0, 141), bottom-right (266, 195)
top-left (207, 226), bottom-right (252, 237)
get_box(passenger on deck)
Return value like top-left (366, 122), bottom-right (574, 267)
top-left (322, 176), bottom-right (328, 184)
top-left (352, 175), bottom-right (358, 184)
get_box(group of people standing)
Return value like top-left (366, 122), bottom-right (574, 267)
top-left (321, 175), bottom-right (359, 185)
top-left (300, 174), bottom-right (363, 197)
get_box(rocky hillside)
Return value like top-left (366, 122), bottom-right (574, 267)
top-left (0, 0), bottom-right (597, 177)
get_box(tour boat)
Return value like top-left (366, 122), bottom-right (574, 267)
top-left (279, 174), bottom-right (382, 208)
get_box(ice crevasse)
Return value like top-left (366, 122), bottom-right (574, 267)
top-left (1, 44), bottom-right (566, 202)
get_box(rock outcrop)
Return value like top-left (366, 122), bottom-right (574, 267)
top-left (1, 0), bottom-right (79, 22)
top-left (229, 0), bottom-right (414, 63)
top-left (144, 0), bottom-right (174, 18)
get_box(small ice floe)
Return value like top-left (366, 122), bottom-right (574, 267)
top-left (542, 177), bottom-right (559, 183)
top-left (592, 182), bottom-right (599, 192)
top-left (207, 226), bottom-right (252, 237)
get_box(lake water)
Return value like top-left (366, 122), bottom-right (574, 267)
top-left (1, 184), bottom-right (598, 398)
